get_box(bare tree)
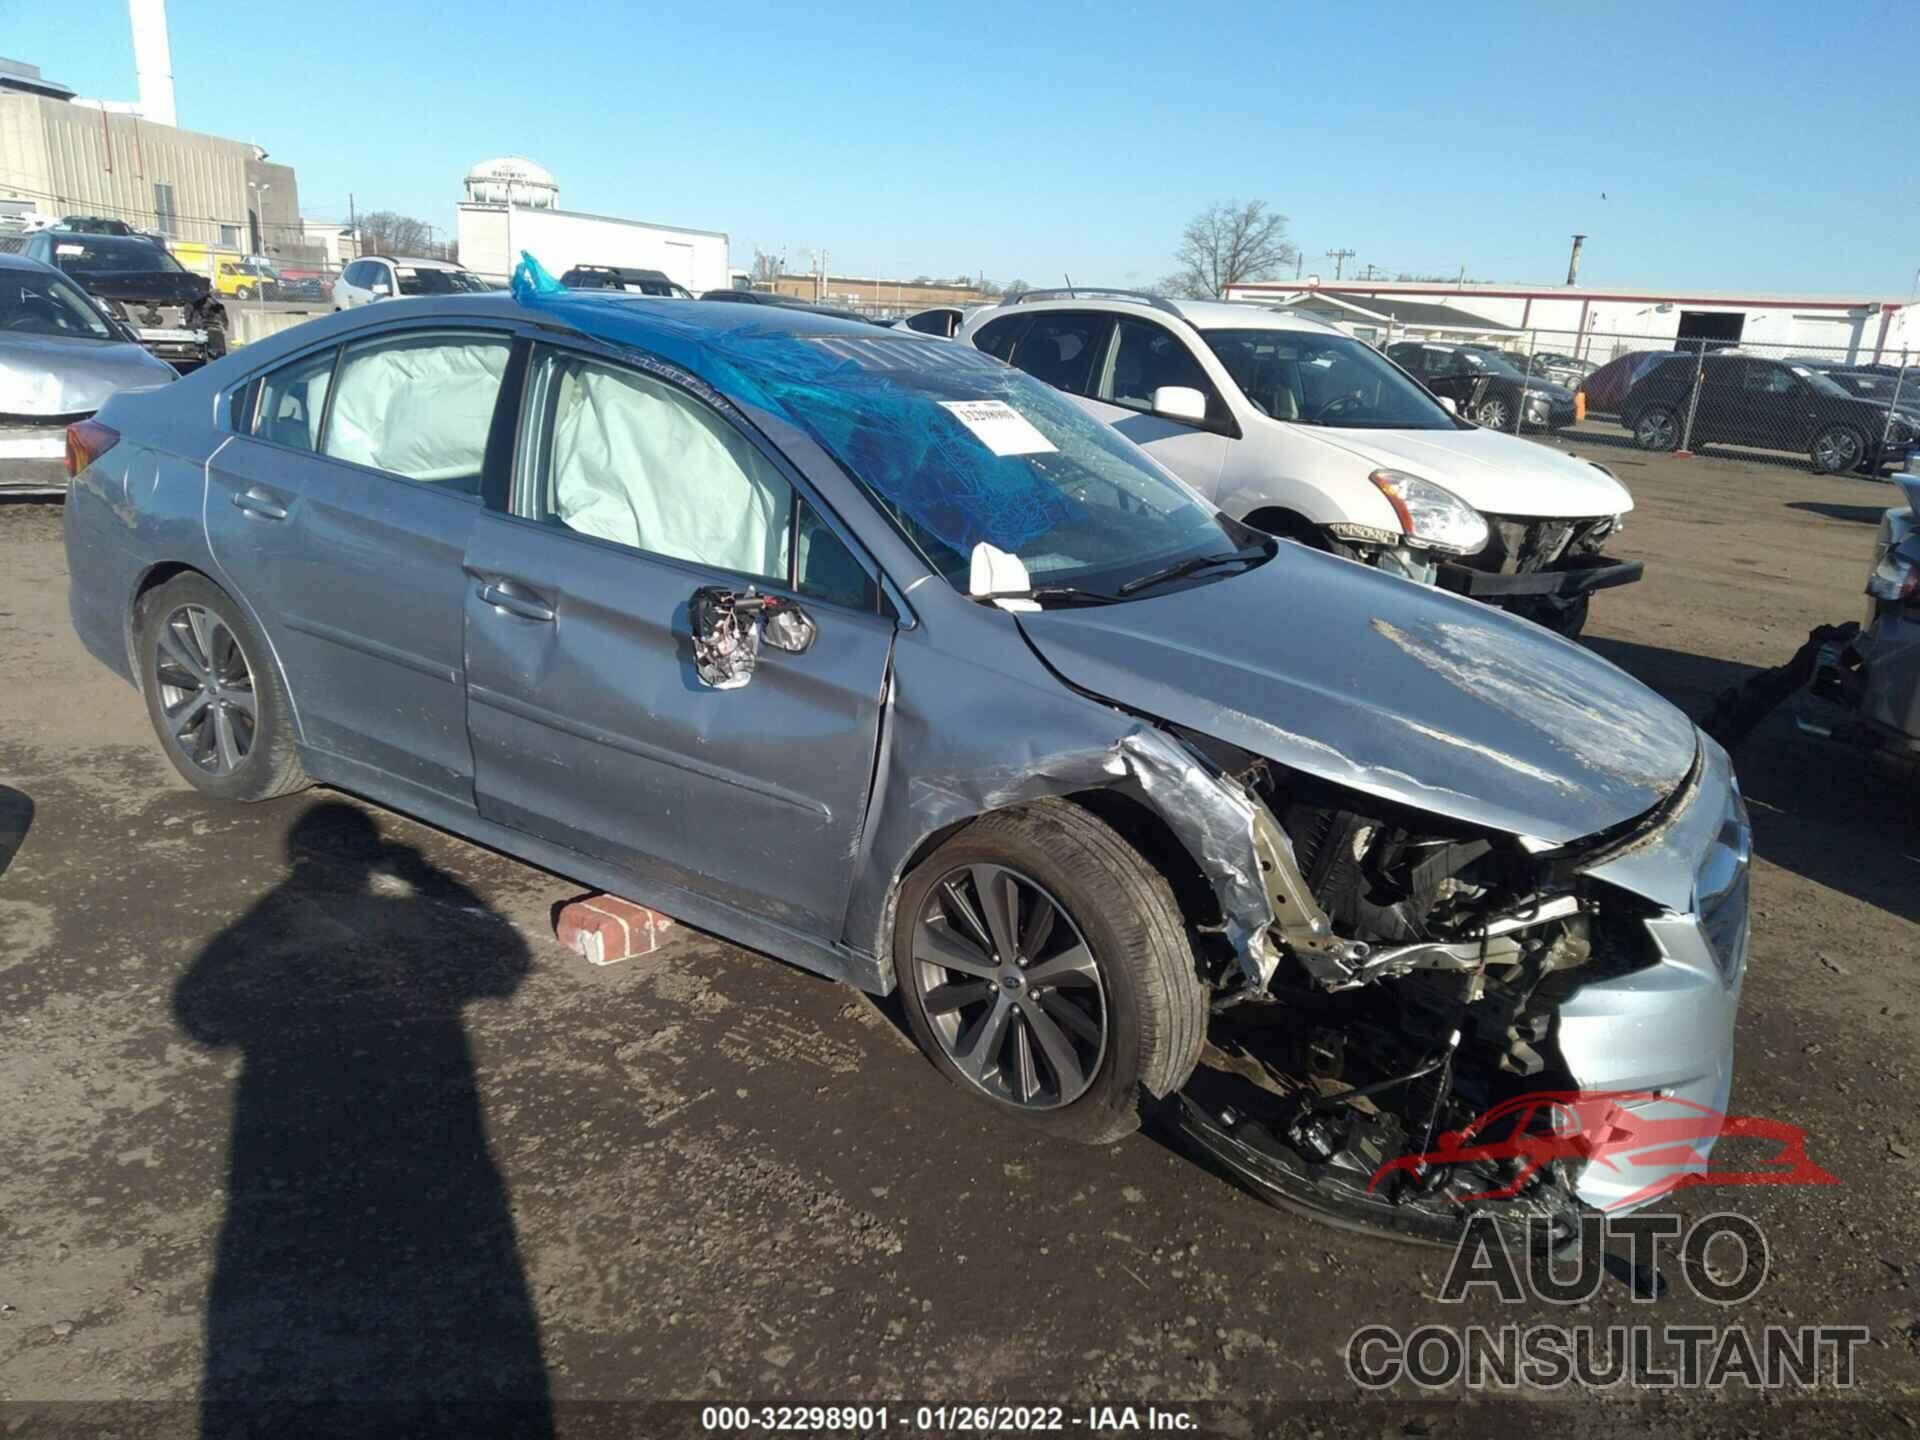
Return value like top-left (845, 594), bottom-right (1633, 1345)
top-left (356, 211), bottom-right (445, 259)
top-left (1163, 199), bottom-right (1298, 299)
top-left (751, 249), bottom-right (784, 283)
top-left (1002, 278), bottom-right (1029, 298)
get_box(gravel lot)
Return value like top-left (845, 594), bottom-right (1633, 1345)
top-left (1, 441), bottom-right (1915, 1435)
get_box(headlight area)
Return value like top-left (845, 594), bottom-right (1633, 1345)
top-left (1322, 472), bottom-right (1490, 586)
top-left (1166, 746), bottom-right (1677, 1249)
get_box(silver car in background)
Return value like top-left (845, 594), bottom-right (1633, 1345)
top-left (60, 286), bottom-right (1748, 1246)
top-left (0, 253), bottom-right (177, 494)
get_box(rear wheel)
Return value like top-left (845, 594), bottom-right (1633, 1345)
top-left (1633, 406), bottom-right (1679, 451)
top-left (893, 800), bottom-right (1207, 1145)
top-left (1810, 424), bottom-right (1864, 475)
top-left (137, 574), bottom-right (308, 802)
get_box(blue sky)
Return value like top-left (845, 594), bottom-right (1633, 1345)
top-left (11, 0), bottom-right (1916, 295)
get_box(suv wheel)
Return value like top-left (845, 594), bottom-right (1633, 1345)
top-left (1475, 395), bottom-right (1512, 430)
top-left (892, 800), bottom-right (1207, 1145)
top-left (1634, 407), bottom-right (1679, 451)
top-left (136, 574), bottom-right (309, 802)
top-left (1810, 424), bottom-right (1864, 475)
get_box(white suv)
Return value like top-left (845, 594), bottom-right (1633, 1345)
top-left (332, 256), bottom-right (491, 310)
top-left (956, 290), bottom-right (1638, 635)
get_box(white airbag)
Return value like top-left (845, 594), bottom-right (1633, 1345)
top-left (326, 337), bottom-right (509, 481)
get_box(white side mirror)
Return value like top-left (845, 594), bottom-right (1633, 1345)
top-left (1151, 385), bottom-right (1208, 423)
top-left (1438, 396), bottom-right (1458, 416)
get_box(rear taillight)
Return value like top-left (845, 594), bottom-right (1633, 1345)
top-left (64, 418), bottom-right (120, 479)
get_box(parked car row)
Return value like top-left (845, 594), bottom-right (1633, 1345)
top-left (332, 255), bottom-right (495, 310)
top-left (56, 273), bottom-right (1747, 1247)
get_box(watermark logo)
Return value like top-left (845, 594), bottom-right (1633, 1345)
top-left (1368, 1089), bottom-right (1838, 1210)
top-left (1345, 1213), bottom-right (1870, 1392)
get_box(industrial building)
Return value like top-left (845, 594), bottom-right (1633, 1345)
top-left (1225, 278), bottom-right (1919, 365)
top-left (455, 158), bottom-right (730, 294)
top-left (0, 2), bottom-right (317, 266)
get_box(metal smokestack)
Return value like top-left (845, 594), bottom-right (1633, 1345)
top-left (129, 0), bottom-right (177, 127)
top-left (1566, 234), bottom-right (1586, 287)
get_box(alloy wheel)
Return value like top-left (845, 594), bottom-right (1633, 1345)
top-left (153, 604), bottom-right (257, 775)
top-left (1636, 410), bottom-right (1678, 450)
top-left (1478, 398), bottom-right (1511, 430)
top-left (911, 864), bottom-right (1108, 1110)
top-left (1813, 428), bottom-right (1861, 473)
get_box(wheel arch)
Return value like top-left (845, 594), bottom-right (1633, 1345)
top-left (126, 561), bottom-right (305, 741)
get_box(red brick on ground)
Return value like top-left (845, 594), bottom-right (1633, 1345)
top-left (554, 894), bottom-right (676, 966)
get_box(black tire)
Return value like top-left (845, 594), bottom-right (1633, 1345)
top-left (233, 285), bottom-right (252, 300)
top-left (136, 573), bottom-right (309, 802)
top-left (1632, 406), bottom-right (1679, 451)
top-left (1474, 393), bottom-right (1512, 431)
top-left (892, 799), bottom-right (1207, 1145)
top-left (1810, 424), bottom-right (1865, 476)
top-left (1510, 592), bottom-right (1590, 639)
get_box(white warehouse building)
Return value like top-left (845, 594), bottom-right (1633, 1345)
top-left (455, 157), bottom-right (729, 295)
top-left (1224, 279), bottom-right (1920, 366)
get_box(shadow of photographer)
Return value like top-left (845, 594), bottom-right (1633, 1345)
top-left (175, 800), bottom-right (552, 1436)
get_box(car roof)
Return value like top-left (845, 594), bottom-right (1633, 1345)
top-left (367, 255), bottom-right (462, 269)
top-left (974, 293), bottom-right (1339, 336)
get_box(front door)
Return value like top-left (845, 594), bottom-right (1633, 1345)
top-left (1082, 315), bottom-right (1232, 497)
top-left (463, 342), bottom-right (895, 937)
top-left (204, 326), bottom-right (514, 802)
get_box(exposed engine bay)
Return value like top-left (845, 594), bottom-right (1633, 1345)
top-left (1164, 734), bottom-right (1672, 1248)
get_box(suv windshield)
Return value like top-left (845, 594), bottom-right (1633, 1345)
top-left (48, 235), bottom-right (183, 275)
top-left (730, 334), bottom-right (1254, 596)
top-left (1203, 329), bottom-right (1454, 430)
top-left (1790, 366), bottom-right (1853, 400)
top-left (0, 268), bottom-right (116, 340)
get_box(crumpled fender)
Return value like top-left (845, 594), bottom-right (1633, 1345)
top-left (843, 628), bottom-right (1280, 992)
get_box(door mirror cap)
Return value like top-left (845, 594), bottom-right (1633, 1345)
top-left (1151, 385), bottom-right (1208, 423)
top-left (1438, 396), bottom-right (1458, 416)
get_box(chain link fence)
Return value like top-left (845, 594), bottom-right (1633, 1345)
top-left (1382, 329), bottom-right (1917, 477)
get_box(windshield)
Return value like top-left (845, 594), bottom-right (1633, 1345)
top-left (1464, 349), bottom-right (1526, 376)
top-left (725, 334), bottom-right (1250, 595)
top-left (0, 269), bottom-right (116, 340)
top-left (1791, 366), bottom-right (1855, 400)
top-left (1203, 329), bottom-right (1455, 429)
top-left (49, 235), bottom-right (183, 275)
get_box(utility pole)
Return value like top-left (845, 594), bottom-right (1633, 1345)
top-left (1325, 248), bottom-right (1355, 280)
top-left (1361, 263), bottom-right (1380, 281)
top-left (1565, 234), bottom-right (1587, 286)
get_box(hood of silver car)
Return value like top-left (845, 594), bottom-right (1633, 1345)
top-left (0, 335), bottom-right (176, 416)
top-left (1016, 549), bottom-right (1699, 845)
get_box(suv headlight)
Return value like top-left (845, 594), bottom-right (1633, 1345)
top-left (1368, 470), bottom-right (1490, 555)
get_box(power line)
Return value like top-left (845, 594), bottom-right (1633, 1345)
top-left (1325, 248), bottom-right (1356, 281)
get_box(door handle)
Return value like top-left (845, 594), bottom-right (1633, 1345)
top-left (231, 487), bottom-right (288, 521)
top-left (477, 581), bottom-right (556, 623)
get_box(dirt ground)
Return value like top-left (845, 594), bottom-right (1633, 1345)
top-left (0, 439), bottom-right (1915, 1436)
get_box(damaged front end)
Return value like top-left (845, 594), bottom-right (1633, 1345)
top-left (1157, 728), bottom-right (1749, 1249)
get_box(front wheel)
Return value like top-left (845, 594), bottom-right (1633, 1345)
top-left (233, 285), bottom-right (253, 299)
top-left (1475, 395), bottom-right (1513, 431)
top-left (1810, 424), bottom-right (1865, 475)
top-left (893, 800), bottom-right (1207, 1145)
top-left (137, 573), bottom-right (309, 802)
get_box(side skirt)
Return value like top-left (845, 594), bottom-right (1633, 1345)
top-left (300, 747), bottom-right (892, 995)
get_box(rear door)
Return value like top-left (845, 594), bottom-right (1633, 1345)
top-left (462, 340), bottom-right (895, 937)
top-left (205, 324), bottom-right (516, 802)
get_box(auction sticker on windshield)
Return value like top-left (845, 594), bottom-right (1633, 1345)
top-left (939, 399), bottom-right (1056, 458)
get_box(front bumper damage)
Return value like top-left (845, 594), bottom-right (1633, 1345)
top-left (1166, 735), bottom-right (1749, 1247)
top-left (1435, 554), bottom-right (1643, 600)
